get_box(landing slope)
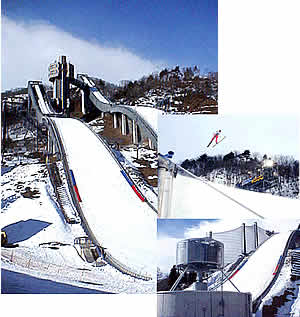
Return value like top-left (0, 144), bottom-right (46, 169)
top-left (169, 169), bottom-right (299, 218)
top-left (53, 118), bottom-right (156, 275)
top-left (216, 231), bottom-right (290, 301)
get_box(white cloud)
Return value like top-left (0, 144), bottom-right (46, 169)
top-left (183, 219), bottom-right (299, 238)
top-left (157, 234), bottom-right (181, 274)
top-left (1, 16), bottom-right (164, 90)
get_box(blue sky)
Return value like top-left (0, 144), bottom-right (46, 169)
top-left (157, 219), bottom-right (218, 239)
top-left (159, 114), bottom-right (300, 162)
top-left (2, 0), bottom-right (217, 90)
top-left (2, 0), bottom-right (217, 69)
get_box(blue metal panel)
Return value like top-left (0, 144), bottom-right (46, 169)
top-left (120, 170), bottom-right (134, 187)
top-left (69, 169), bottom-right (76, 186)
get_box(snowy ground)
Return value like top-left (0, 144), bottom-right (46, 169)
top-left (87, 117), bottom-right (105, 134)
top-left (133, 105), bottom-right (162, 133)
top-left (115, 87), bottom-right (217, 114)
top-left (2, 120), bottom-right (40, 168)
top-left (1, 161), bottom-right (156, 293)
top-left (5, 124), bottom-right (33, 143)
top-left (258, 250), bottom-right (300, 316)
top-left (115, 89), bottom-right (175, 109)
top-left (207, 168), bottom-right (299, 199)
top-left (120, 145), bottom-right (158, 206)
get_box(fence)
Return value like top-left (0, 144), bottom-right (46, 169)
top-left (212, 223), bottom-right (271, 265)
top-left (1, 247), bottom-right (100, 284)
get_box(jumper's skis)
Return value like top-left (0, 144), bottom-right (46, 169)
top-left (207, 135), bottom-right (217, 147)
top-left (207, 138), bottom-right (215, 148)
top-left (212, 136), bottom-right (226, 148)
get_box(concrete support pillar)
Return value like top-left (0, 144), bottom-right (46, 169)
top-left (53, 80), bottom-right (57, 99)
top-left (52, 141), bottom-right (56, 157)
top-left (121, 114), bottom-right (127, 135)
top-left (27, 96), bottom-right (31, 112)
top-left (113, 113), bottom-right (118, 129)
top-left (36, 124), bottom-right (39, 152)
top-left (47, 130), bottom-right (51, 154)
top-left (136, 126), bottom-right (141, 143)
top-left (158, 165), bottom-right (174, 218)
top-left (81, 90), bottom-right (86, 114)
top-left (132, 120), bottom-right (138, 144)
top-left (148, 138), bottom-right (153, 149)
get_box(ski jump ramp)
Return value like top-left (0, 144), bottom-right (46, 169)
top-left (27, 81), bottom-right (157, 279)
top-left (216, 232), bottom-right (289, 299)
top-left (158, 155), bottom-right (300, 218)
top-left (53, 118), bottom-right (156, 276)
top-left (213, 229), bottom-right (299, 312)
top-left (28, 81), bottom-right (59, 124)
top-left (77, 74), bottom-right (159, 147)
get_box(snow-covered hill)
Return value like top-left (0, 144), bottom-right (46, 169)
top-left (206, 168), bottom-right (299, 199)
top-left (163, 169), bottom-right (299, 218)
top-left (94, 66), bottom-right (218, 114)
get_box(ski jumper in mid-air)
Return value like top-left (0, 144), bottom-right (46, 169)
top-left (207, 130), bottom-right (223, 147)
